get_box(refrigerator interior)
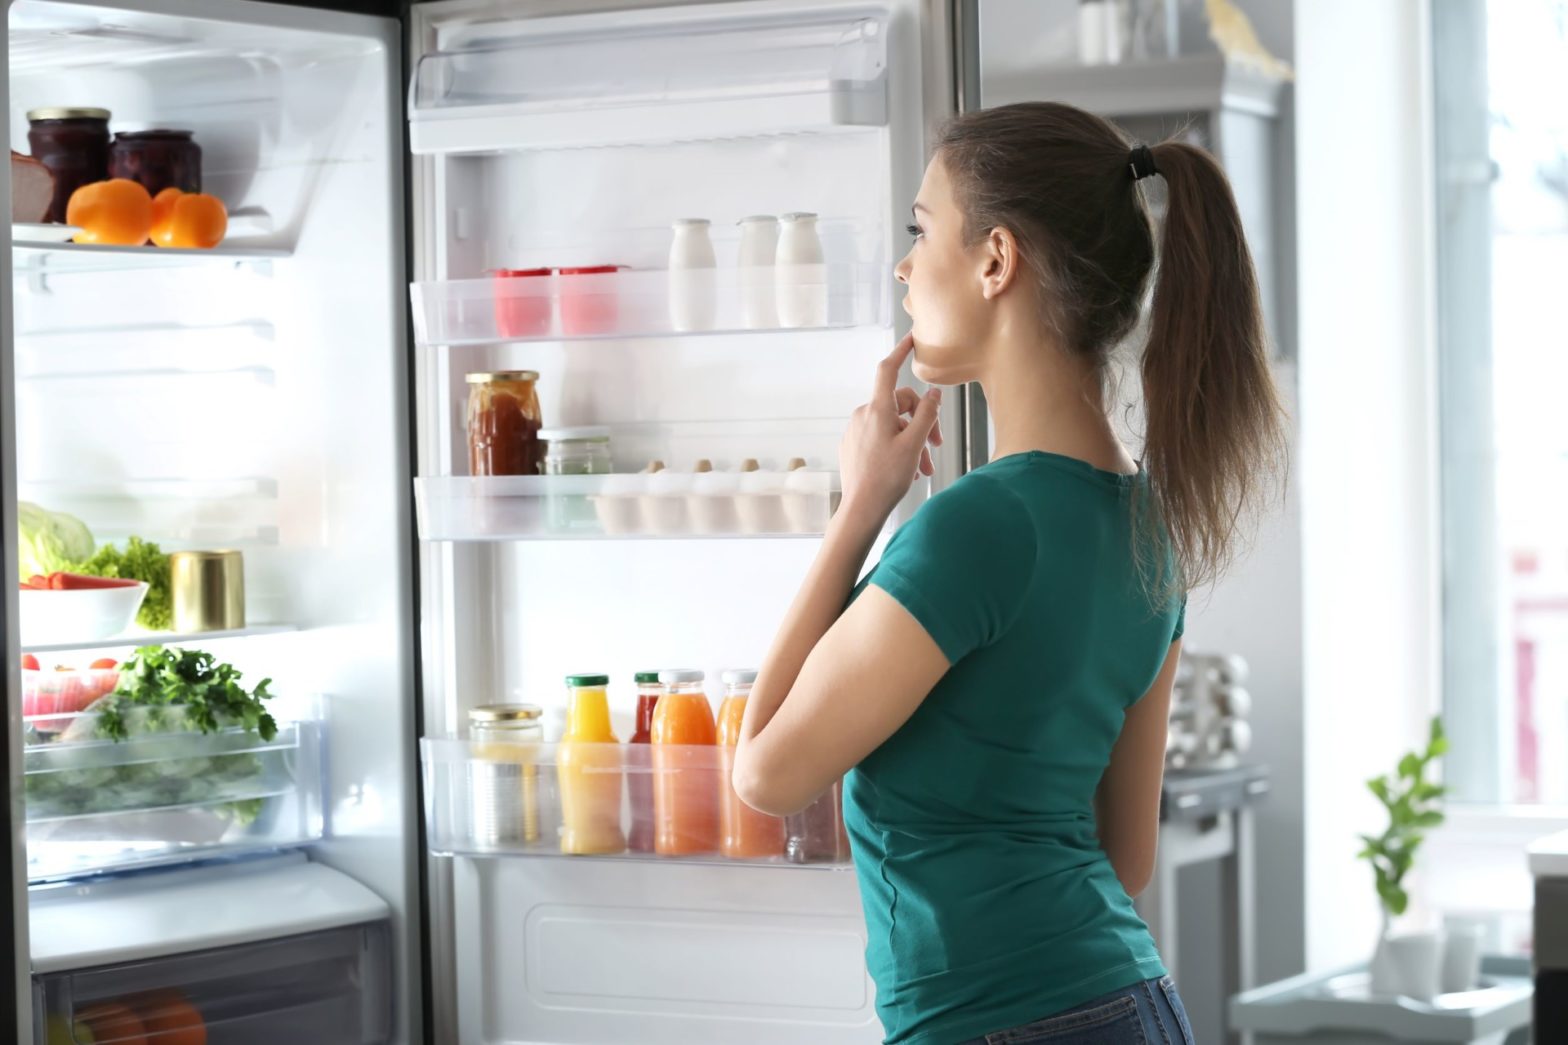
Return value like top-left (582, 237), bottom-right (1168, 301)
top-left (8, 0), bottom-right (417, 1040)
top-left (407, 0), bottom-right (934, 1041)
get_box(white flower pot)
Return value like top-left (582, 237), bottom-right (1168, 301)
top-left (1370, 919), bottom-right (1445, 1001)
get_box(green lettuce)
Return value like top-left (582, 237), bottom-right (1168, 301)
top-left (17, 501), bottom-right (94, 578)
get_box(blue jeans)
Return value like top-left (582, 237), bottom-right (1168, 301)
top-left (955, 975), bottom-right (1195, 1044)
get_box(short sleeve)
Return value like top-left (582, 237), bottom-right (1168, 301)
top-left (1171, 592), bottom-right (1187, 642)
top-left (865, 477), bottom-right (1038, 665)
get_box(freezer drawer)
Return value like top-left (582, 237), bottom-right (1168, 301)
top-left (32, 920), bottom-right (392, 1045)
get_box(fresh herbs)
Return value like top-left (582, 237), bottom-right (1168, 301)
top-left (1357, 716), bottom-right (1448, 918)
top-left (94, 645), bottom-right (276, 743)
top-left (74, 537), bottom-right (173, 630)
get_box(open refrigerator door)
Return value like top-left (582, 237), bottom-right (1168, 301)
top-left (5, 0), bottom-right (417, 1042)
top-left (407, 1), bottom-right (956, 1042)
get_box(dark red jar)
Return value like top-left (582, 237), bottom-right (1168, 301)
top-left (26, 107), bottom-right (111, 223)
top-left (108, 129), bottom-right (201, 196)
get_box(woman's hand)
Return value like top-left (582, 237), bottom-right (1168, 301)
top-left (839, 334), bottom-right (943, 524)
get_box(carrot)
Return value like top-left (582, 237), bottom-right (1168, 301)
top-left (56, 573), bottom-right (141, 590)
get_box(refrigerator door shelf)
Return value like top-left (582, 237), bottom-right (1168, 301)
top-left (411, 263), bottom-right (888, 346)
top-left (415, 472), bottom-right (841, 541)
top-left (24, 717), bottom-right (324, 883)
top-left (22, 623), bottom-right (299, 657)
top-left (422, 737), bottom-right (852, 867)
top-left (409, 8), bottom-right (887, 155)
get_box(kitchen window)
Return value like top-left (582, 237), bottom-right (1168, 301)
top-left (1434, 0), bottom-right (1568, 809)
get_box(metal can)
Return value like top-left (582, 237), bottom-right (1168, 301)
top-left (169, 550), bottom-right (245, 632)
top-left (468, 703), bottom-right (543, 848)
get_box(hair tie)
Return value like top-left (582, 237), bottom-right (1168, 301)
top-left (1128, 144), bottom-right (1159, 181)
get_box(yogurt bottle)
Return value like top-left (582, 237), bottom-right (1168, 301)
top-left (737, 214), bottom-right (779, 329)
top-left (775, 212), bottom-right (828, 328)
top-left (669, 218), bottom-right (717, 332)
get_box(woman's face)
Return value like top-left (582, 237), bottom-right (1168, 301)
top-left (895, 155), bottom-right (1000, 385)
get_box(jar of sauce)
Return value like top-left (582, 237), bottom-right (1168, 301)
top-left (26, 107), bottom-right (111, 224)
top-left (466, 371), bottom-right (543, 476)
top-left (108, 129), bottom-right (201, 196)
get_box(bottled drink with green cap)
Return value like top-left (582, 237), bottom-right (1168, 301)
top-left (557, 673), bottom-right (624, 855)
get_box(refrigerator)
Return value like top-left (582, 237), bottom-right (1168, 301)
top-left (1, 0), bottom-right (971, 1041)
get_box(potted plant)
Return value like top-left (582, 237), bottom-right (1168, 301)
top-left (1358, 715), bottom-right (1448, 999)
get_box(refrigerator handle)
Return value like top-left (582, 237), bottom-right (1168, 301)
top-left (951, 0), bottom-right (990, 474)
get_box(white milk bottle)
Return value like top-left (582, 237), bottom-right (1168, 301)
top-left (737, 215), bottom-right (779, 328)
top-left (668, 218), bottom-right (717, 332)
top-left (775, 212), bottom-right (828, 328)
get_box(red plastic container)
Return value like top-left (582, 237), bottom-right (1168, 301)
top-left (490, 268), bottom-right (553, 338)
top-left (558, 265), bottom-right (624, 336)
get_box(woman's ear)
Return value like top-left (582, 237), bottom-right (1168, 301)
top-left (979, 226), bottom-right (1021, 301)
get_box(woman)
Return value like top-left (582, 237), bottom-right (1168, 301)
top-left (732, 101), bottom-right (1284, 1045)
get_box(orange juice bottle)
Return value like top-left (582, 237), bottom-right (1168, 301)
top-left (717, 669), bottom-right (784, 860)
top-left (652, 669), bottom-right (718, 855)
top-left (556, 674), bottom-right (625, 855)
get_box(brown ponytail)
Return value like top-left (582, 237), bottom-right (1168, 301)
top-left (934, 103), bottom-right (1285, 596)
top-left (1139, 139), bottom-right (1285, 592)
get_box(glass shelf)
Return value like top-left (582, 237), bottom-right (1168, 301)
top-left (22, 623), bottom-right (299, 656)
top-left (415, 472), bottom-right (839, 541)
top-left (409, 8), bottom-right (887, 153)
top-left (13, 238), bottom-right (289, 274)
top-left (410, 263), bottom-right (888, 346)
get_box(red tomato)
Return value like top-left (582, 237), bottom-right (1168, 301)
top-left (21, 654), bottom-right (40, 671)
top-left (90, 658), bottom-right (118, 670)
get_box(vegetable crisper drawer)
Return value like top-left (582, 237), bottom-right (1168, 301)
top-left (23, 711), bottom-right (323, 882)
top-left (32, 921), bottom-right (391, 1045)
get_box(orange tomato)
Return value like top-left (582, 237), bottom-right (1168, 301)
top-left (78, 1000), bottom-right (148, 1044)
top-left (130, 990), bottom-right (207, 1045)
top-left (66, 179), bottom-right (153, 247)
top-left (149, 188), bottom-right (182, 240)
top-left (149, 190), bottom-right (227, 249)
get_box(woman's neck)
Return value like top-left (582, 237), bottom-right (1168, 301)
top-left (979, 332), bottom-right (1138, 475)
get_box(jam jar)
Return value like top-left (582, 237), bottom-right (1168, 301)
top-left (466, 371), bottom-right (543, 476)
top-left (108, 129), bottom-right (201, 196)
top-left (26, 107), bottom-right (111, 223)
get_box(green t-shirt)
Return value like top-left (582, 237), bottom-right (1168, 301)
top-left (845, 451), bottom-right (1185, 1045)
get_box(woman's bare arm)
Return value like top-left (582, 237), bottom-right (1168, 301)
top-left (1093, 641), bottom-right (1181, 897)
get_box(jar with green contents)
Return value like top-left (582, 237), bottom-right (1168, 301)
top-left (541, 426), bottom-right (612, 533)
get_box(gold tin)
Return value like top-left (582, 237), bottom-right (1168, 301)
top-left (170, 550), bottom-right (245, 632)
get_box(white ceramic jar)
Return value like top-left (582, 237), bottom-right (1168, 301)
top-left (775, 212), bottom-right (828, 328)
top-left (669, 218), bottom-right (717, 332)
top-left (736, 214), bottom-right (779, 329)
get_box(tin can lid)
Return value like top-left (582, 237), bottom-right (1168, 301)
top-left (468, 703), bottom-right (543, 722)
top-left (28, 107), bottom-right (110, 121)
top-left (465, 370), bottom-right (539, 383)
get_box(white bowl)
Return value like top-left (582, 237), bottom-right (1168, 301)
top-left (19, 583), bottom-right (149, 645)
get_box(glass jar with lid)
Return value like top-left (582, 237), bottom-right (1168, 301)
top-left (541, 426), bottom-right (612, 476)
top-left (108, 129), bottom-right (201, 196)
top-left (466, 370), bottom-right (543, 477)
top-left (467, 703), bottom-right (543, 848)
top-left (26, 107), bottom-right (111, 224)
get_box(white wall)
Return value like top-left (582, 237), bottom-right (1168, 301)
top-left (1293, 0), bottom-right (1442, 968)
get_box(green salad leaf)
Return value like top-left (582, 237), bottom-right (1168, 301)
top-left (73, 537), bottom-right (173, 630)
